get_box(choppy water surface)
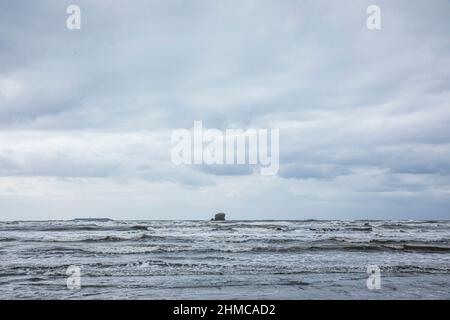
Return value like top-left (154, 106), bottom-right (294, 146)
top-left (0, 220), bottom-right (449, 299)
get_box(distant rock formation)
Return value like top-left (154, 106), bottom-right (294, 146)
top-left (211, 213), bottom-right (226, 221)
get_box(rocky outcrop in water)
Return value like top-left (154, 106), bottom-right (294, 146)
top-left (212, 213), bottom-right (226, 221)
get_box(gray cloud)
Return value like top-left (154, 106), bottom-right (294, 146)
top-left (0, 0), bottom-right (449, 220)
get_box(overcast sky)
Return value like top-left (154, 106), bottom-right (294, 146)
top-left (0, 0), bottom-right (449, 220)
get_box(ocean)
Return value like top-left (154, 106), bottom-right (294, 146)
top-left (0, 219), bottom-right (449, 299)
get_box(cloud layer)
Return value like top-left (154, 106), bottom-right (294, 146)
top-left (0, 0), bottom-right (449, 220)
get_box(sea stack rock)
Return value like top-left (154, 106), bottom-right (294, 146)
top-left (213, 212), bottom-right (226, 221)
